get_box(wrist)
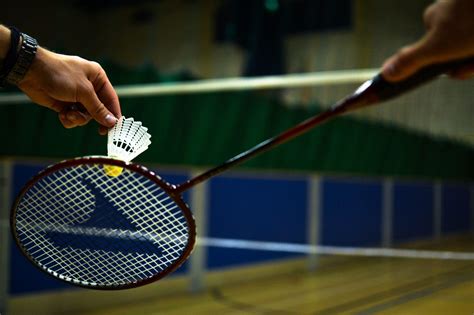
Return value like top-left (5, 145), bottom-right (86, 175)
top-left (18, 46), bottom-right (50, 87)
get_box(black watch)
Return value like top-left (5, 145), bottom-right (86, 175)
top-left (5, 33), bottom-right (38, 86)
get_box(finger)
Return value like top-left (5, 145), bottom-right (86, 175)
top-left (58, 111), bottom-right (75, 129)
top-left (93, 69), bottom-right (122, 118)
top-left (77, 82), bottom-right (118, 128)
top-left (381, 29), bottom-right (445, 82)
top-left (67, 103), bottom-right (92, 124)
top-left (59, 106), bottom-right (92, 129)
top-left (98, 125), bottom-right (109, 136)
top-left (422, 2), bottom-right (438, 29)
top-left (66, 110), bottom-right (91, 126)
top-left (381, 38), bottom-right (436, 82)
top-left (449, 63), bottom-right (474, 80)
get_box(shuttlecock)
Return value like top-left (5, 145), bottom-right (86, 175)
top-left (104, 116), bottom-right (152, 177)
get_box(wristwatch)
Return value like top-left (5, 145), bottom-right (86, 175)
top-left (5, 32), bottom-right (38, 85)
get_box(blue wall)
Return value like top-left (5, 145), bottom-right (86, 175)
top-left (442, 184), bottom-right (471, 233)
top-left (5, 162), bottom-right (473, 295)
top-left (207, 176), bottom-right (307, 268)
top-left (393, 182), bottom-right (434, 242)
top-left (321, 178), bottom-right (382, 246)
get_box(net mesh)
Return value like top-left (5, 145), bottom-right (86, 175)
top-left (14, 162), bottom-right (191, 288)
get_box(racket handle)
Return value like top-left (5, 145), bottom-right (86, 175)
top-left (371, 56), bottom-right (474, 102)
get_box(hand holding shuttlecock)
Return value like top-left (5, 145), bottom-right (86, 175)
top-left (104, 117), bottom-right (152, 177)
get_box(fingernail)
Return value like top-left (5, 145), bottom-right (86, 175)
top-left (105, 114), bottom-right (118, 126)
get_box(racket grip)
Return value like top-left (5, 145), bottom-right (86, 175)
top-left (371, 56), bottom-right (474, 102)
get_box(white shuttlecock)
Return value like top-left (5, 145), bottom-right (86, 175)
top-left (104, 117), bottom-right (151, 177)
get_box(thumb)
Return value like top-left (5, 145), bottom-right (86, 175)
top-left (77, 83), bottom-right (118, 127)
top-left (381, 36), bottom-right (436, 82)
top-left (381, 45), bottom-right (427, 82)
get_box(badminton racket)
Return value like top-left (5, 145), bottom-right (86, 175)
top-left (11, 57), bottom-right (473, 290)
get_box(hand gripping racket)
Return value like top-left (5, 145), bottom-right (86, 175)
top-left (11, 57), bottom-right (473, 290)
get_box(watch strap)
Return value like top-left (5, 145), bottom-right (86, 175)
top-left (5, 32), bottom-right (37, 86)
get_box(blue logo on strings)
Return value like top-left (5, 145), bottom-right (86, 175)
top-left (46, 178), bottom-right (162, 255)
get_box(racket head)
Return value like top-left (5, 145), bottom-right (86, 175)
top-left (10, 156), bottom-right (196, 290)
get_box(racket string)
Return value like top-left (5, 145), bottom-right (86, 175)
top-left (21, 169), bottom-right (95, 225)
top-left (15, 163), bottom-right (192, 287)
top-left (95, 171), bottom-right (190, 259)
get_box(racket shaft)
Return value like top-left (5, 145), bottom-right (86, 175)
top-left (175, 57), bottom-right (474, 193)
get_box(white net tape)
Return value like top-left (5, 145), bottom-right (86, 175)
top-left (14, 163), bottom-right (190, 287)
top-left (0, 69), bottom-right (377, 104)
top-left (197, 238), bottom-right (474, 261)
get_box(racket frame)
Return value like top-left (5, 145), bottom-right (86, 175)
top-left (10, 156), bottom-right (196, 290)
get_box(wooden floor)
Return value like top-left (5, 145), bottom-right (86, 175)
top-left (74, 235), bottom-right (474, 315)
top-left (11, 237), bottom-right (474, 315)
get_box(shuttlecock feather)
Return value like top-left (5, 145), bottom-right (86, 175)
top-left (107, 116), bottom-right (151, 161)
